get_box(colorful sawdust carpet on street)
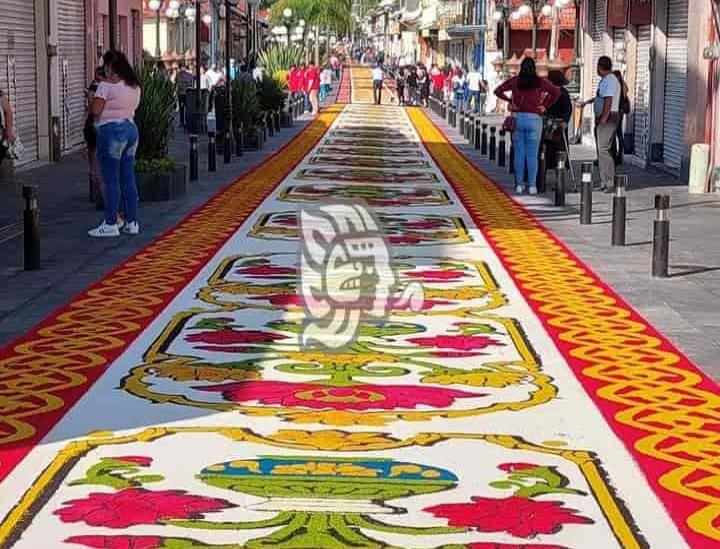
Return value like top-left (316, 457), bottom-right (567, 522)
top-left (0, 70), bottom-right (718, 549)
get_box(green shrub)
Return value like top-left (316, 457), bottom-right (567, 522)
top-left (256, 74), bottom-right (286, 113)
top-left (135, 157), bottom-right (176, 174)
top-left (134, 66), bottom-right (176, 162)
top-left (258, 44), bottom-right (306, 76)
top-left (231, 78), bottom-right (261, 130)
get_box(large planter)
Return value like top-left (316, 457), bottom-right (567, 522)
top-left (136, 164), bottom-right (188, 202)
top-left (242, 128), bottom-right (264, 151)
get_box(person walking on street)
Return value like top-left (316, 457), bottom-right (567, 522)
top-left (395, 67), bottom-right (406, 105)
top-left (613, 69), bottom-right (630, 166)
top-left (372, 64), bottom-right (384, 105)
top-left (176, 62), bottom-right (194, 129)
top-left (406, 66), bottom-right (419, 105)
top-left (495, 57), bottom-right (561, 195)
top-left (466, 66), bottom-right (484, 113)
top-left (418, 66), bottom-right (430, 107)
top-left (430, 64), bottom-right (445, 98)
top-left (88, 50), bottom-right (141, 238)
top-left (306, 61), bottom-right (320, 115)
top-left (320, 64), bottom-right (333, 102)
top-left (591, 56), bottom-right (622, 191)
top-left (451, 68), bottom-right (466, 112)
top-left (545, 70), bottom-right (573, 173)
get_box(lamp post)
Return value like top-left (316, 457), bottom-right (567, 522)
top-left (149, 0), bottom-right (163, 59)
top-left (247, 0), bottom-right (261, 68)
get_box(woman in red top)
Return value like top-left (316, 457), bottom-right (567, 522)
top-left (305, 61), bottom-right (321, 115)
top-left (495, 58), bottom-right (560, 195)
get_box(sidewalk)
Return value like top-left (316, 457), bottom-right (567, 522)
top-left (0, 91), bottom-right (335, 347)
top-left (426, 108), bottom-right (720, 381)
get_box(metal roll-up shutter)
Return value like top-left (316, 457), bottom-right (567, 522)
top-left (591, 0), bottom-right (608, 91)
top-left (57, 0), bottom-right (86, 152)
top-left (0, 0), bottom-right (39, 165)
top-left (662, 0), bottom-right (688, 170)
top-left (632, 24), bottom-right (651, 162)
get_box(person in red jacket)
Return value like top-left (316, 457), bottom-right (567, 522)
top-left (288, 64), bottom-right (300, 96)
top-left (298, 63), bottom-right (309, 113)
top-left (305, 61), bottom-right (320, 115)
top-left (430, 64), bottom-right (446, 98)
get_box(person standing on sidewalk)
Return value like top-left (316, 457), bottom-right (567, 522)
top-left (494, 57), bottom-right (560, 195)
top-left (395, 67), bottom-right (406, 105)
top-left (0, 89), bottom-right (17, 167)
top-left (306, 61), bottom-right (320, 115)
top-left (406, 66), bottom-right (418, 106)
top-left (88, 50), bottom-right (141, 238)
top-left (372, 64), bottom-right (384, 105)
top-left (320, 64), bottom-right (333, 102)
top-left (466, 66), bottom-right (484, 113)
top-left (176, 62), bottom-right (194, 129)
top-left (592, 56), bottom-right (622, 191)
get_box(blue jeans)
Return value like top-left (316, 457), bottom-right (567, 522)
top-left (512, 113), bottom-right (543, 187)
top-left (320, 84), bottom-right (330, 101)
top-left (96, 120), bottom-right (139, 225)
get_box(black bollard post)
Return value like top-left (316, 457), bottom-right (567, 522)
top-left (652, 194), bottom-right (671, 277)
top-left (498, 130), bottom-right (507, 167)
top-left (474, 118), bottom-right (482, 150)
top-left (267, 113), bottom-right (274, 138)
top-left (235, 125), bottom-right (244, 157)
top-left (459, 109), bottom-right (465, 134)
top-left (224, 128), bottom-right (232, 164)
top-left (208, 131), bottom-right (217, 172)
top-left (275, 110), bottom-right (281, 132)
top-left (465, 114), bottom-right (472, 142)
top-left (554, 152), bottom-right (567, 206)
top-left (189, 134), bottom-right (199, 181)
top-left (509, 143), bottom-right (515, 174)
top-left (23, 185), bottom-right (40, 271)
top-left (537, 143), bottom-right (547, 193)
top-left (489, 126), bottom-right (497, 162)
top-left (612, 174), bottom-right (628, 246)
top-left (580, 162), bottom-right (593, 224)
top-left (481, 123), bottom-right (488, 156)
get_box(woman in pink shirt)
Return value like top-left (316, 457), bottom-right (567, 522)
top-left (495, 58), bottom-right (560, 195)
top-left (89, 50), bottom-right (142, 237)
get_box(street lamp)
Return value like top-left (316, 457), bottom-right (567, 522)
top-left (247, 0), bottom-right (261, 68)
top-left (149, 0), bottom-right (163, 59)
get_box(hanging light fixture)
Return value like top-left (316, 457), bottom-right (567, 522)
top-left (518, 4), bottom-right (532, 16)
top-left (510, 10), bottom-right (521, 21)
top-left (148, 0), bottom-right (162, 11)
top-left (541, 4), bottom-right (553, 16)
top-left (168, 0), bottom-right (179, 9)
top-left (202, 13), bottom-right (212, 24)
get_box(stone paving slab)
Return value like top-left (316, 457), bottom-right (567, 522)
top-left (426, 108), bottom-right (720, 381)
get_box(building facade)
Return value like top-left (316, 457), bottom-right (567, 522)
top-left (0, 0), bottom-right (142, 167)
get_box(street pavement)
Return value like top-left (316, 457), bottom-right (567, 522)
top-left (0, 70), bottom-right (717, 549)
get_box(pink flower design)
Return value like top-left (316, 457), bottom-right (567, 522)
top-left (467, 541), bottom-right (567, 549)
top-left (108, 456), bottom-right (153, 467)
top-left (236, 265), bottom-right (296, 277)
top-left (186, 330), bottom-right (285, 346)
top-left (429, 351), bottom-right (483, 358)
top-left (65, 536), bottom-right (163, 549)
top-left (408, 334), bottom-right (503, 351)
top-left (195, 380), bottom-right (482, 410)
top-left (251, 294), bottom-right (305, 307)
top-left (406, 269), bottom-right (469, 281)
top-left (498, 463), bottom-right (540, 472)
top-left (54, 488), bottom-right (232, 528)
top-left (403, 219), bottom-right (447, 230)
top-left (424, 496), bottom-right (593, 538)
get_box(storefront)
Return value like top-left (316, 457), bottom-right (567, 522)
top-left (58, 0), bottom-right (87, 153)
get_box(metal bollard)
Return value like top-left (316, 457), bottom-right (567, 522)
top-left (207, 131), bottom-right (217, 172)
top-left (23, 185), bottom-right (40, 271)
top-left (489, 126), bottom-right (497, 162)
top-left (555, 152), bottom-right (567, 207)
top-left (537, 143), bottom-right (547, 193)
top-left (481, 123), bottom-right (488, 156)
top-left (652, 194), bottom-right (670, 277)
top-left (465, 114), bottom-right (473, 142)
top-left (189, 134), bottom-right (199, 181)
top-left (235, 126), bottom-right (244, 157)
top-left (498, 130), bottom-right (507, 167)
top-left (509, 143), bottom-right (515, 174)
top-left (275, 110), bottom-right (281, 133)
top-left (474, 118), bottom-right (482, 150)
top-left (267, 114), bottom-right (274, 137)
top-left (580, 162), bottom-right (593, 224)
top-left (224, 128), bottom-right (232, 164)
top-left (611, 175), bottom-right (628, 246)
top-left (459, 110), bottom-right (465, 134)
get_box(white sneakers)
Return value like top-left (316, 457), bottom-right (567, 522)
top-left (514, 186), bottom-right (539, 195)
top-left (528, 186), bottom-right (538, 195)
top-left (88, 220), bottom-right (140, 238)
top-left (515, 185), bottom-right (524, 194)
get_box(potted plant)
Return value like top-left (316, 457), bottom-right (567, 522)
top-left (134, 66), bottom-right (186, 201)
top-left (257, 74), bottom-right (287, 136)
top-left (231, 78), bottom-right (263, 150)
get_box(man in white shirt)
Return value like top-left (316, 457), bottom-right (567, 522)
top-left (593, 56), bottom-right (621, 191)
top-left (205, 64), bottom-right (222, 88)
top-left (371, 64), bottom-right (384, 105)
top-left (465, 67), bottom-right (485, 113)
